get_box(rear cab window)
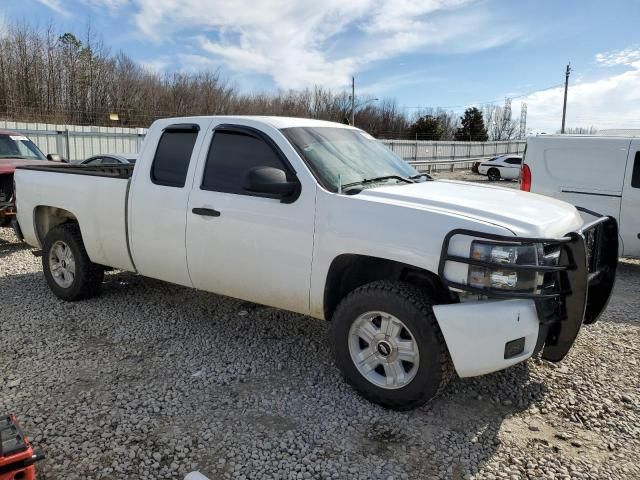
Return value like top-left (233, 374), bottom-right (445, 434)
top-left (151, 125), bottom-right (199, 187)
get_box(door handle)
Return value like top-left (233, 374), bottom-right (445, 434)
top-left (192, 207), bottom-right (221, 217)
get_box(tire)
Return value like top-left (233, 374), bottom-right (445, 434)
top-left (42, 223), bottom-right (104, 301)
top-left (0, 215), bottom-right (10, 227)
top-left (332, 280), bottom-right (454, 410)
top-left (487, 168), bottom-right (501, 181)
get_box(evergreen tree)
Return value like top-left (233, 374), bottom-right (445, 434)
top-left (455, 107), bottom-right (488, 141)
top-left (409, 115), bottom-right (444, 140)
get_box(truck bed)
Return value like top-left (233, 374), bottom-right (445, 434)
top-left (17, 163), bottom-right (134, 179)
top-left (14, 163), bottom-right (136, 272)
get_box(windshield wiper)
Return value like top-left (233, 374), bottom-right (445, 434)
top-left (409, 173), bottom-right (433, 181)
top-left (0, 155), bottom-right (28, 159)
top-left (342, 175), bottom-right (414, 190)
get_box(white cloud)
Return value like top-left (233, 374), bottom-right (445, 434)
top-left (595, 46), bottom-right (640, 67)
top-left (516, 54), bottom-right (640, 133)
top-left (129, 0), bottom-right (519, 90)
top-left (36, 0), bottom-right (69, 15)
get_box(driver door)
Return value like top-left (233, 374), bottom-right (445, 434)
top-left (186, 123), bottom-right (316, 314)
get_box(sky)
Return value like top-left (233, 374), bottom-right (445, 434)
top-left (2, 0), bottom-right (640, 132)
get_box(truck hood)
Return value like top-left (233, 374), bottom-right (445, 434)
top-left (0, 158), bottom-right (48, 175)
top-left (359, 180), bottom-right (584, 237)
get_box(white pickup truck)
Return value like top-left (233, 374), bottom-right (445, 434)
top-left (14, 116), bottom-right (618, 410)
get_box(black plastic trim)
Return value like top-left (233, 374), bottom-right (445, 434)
top-left (561, 189), bottom-right (622, 198)
top-left (123, 178), bottom-right (137, 272)
top-left (163, 124), bottom-right (200, 132)
top-left (192, 207), bottom-right (221, 217)
top-left (16, 163), bottom-right (134, 178)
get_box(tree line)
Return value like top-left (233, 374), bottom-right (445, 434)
top-left (0, 22), bottom-right (519, 141)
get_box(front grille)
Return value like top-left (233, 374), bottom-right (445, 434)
top-left (0, 174), bottom-right (13, 203)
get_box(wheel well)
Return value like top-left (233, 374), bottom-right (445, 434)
top-left (323, 254), bottom-right (452, 321)
top-left (34, 206), bottom-right (78, 247)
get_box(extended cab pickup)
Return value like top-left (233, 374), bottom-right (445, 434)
top-left (15, 117), bottom-right (619, 410)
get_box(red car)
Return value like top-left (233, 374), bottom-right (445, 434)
top-left (0, 130), bottom-right (61, 227)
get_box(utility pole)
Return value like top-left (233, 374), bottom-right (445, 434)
top-left (561, 63), bottom-right (571, 134)
top-left (350, 76), bottom-right (355, 126)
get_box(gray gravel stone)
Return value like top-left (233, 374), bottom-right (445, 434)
top-left (0, 213), bottom-right (639, 480)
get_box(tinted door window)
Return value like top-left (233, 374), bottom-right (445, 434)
top-left (151, 128), bottom-right (198, 187)
top-left (505, 158), bottom-right (522, 165)
top-left (202, 130), bottom-right (287, 195)
top-left (632, 152), bottom-right (640, 188)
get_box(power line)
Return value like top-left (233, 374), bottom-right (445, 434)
top-left (402, 83), bottom-right (565, 111)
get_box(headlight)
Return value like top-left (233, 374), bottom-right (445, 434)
top-left (467, 241), bottom-right (541, 292)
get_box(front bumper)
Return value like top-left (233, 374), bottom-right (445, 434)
top-left (434, 214), bottom-right (618, 376)
top-left (433, 298), bottom-right (540, 377)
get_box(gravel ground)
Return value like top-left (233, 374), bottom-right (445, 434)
top-left (429, 169), bottom-right (519, 188)
top-left (0, 179), bottom-right (638, 479)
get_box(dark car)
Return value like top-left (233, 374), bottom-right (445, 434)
top-left (81, 153), bottom-right (137, 165)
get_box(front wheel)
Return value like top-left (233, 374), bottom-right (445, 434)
top-left (487, 168), bottom-right (501, 181)
top-left (42, 223), bottom-right (104, 301)
top-left (332, 281), bottom-right (453, 410)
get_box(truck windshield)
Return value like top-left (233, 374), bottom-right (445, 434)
top-left (282, 127), bottom-right (418, 192)
top-left (0, 134), bottom-right (47, 160)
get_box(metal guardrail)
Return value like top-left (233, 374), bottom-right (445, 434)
top-left (382, 140), bottom-right (526, 172)
top-left (410, 157), bottom-right (487, 173)
top-left (381, 139), bottom-right (525, 164)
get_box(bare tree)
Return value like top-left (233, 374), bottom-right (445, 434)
top-left (0, 19), bottom-right (503, 141)
top-left (483, 104), bottom-right (518, 141)
top-left (559, 126), bottom-right (598, 135)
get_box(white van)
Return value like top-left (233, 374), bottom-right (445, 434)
top-left (521, 134), bottom-right (640, 257)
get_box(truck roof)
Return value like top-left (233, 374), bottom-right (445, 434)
top-left (152, 116), bottom-right (354, 130)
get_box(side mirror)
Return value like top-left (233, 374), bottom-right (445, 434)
top-left (243, 167), bottom-right (299, 200)
top-left (47, 154), bottom-right (67, 163)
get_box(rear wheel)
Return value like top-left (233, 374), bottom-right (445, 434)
top-left (42, 223), bottom-right (104, 301)
top-left (332, 281), bottom-right (453, 410)
top-left (487, 168), bottom-right (501, 181)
